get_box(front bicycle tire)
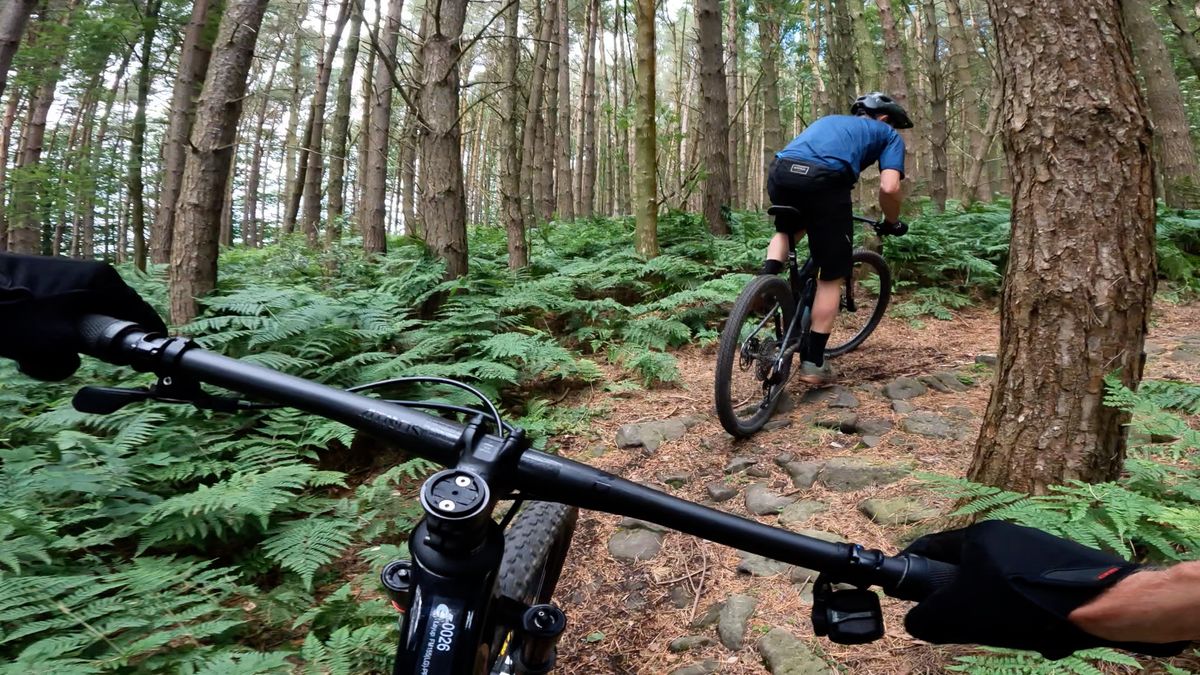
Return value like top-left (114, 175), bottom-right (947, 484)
top-left (714, 275), bottom-right (796, 438)
top-left (826, 250), bottom-right (891, 357)
top-left (488, 501), bottom-right (578, 674)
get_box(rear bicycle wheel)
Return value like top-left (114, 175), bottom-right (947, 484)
top-left (488, 501), bottom-right (578, 675)
top-left (714, 275), bottom-right (796, 437)
top-left (826, 250), bottom-right (891, 357)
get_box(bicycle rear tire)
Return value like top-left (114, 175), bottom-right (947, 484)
top-left (826, 250), bottom-right (891, 357)
top-left (714, 275), bottom-right (796, 437)
top-left (488, 501), bottom-right (578, 674)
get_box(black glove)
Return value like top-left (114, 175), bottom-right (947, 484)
top-left (877, 219), bottom-right (908, 236)
top-left (0, 253), bottom-right (167, 380)
top-left (902, 520), bottom-right (1189, 660)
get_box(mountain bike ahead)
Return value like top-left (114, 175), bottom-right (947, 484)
top-left (715, 206), bottom-right (905, 438)
top-left (72, 314), bottom-right (953, 674)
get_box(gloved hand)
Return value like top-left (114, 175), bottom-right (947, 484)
top-left (876, 219), bottom-right (908, 236)
top-left (0, 253), bottom-right (167, 380)
top-left (902, 520), bottom-right (1189, 660)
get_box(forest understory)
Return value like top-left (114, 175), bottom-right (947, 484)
top-left (547, 302), bottom-right (1200, 675)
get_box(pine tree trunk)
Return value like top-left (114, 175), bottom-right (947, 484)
top-left (499, 0), bottom-right (523, 268)
top-left (355, 21), bottom-right (375, 228)
top-left (128, 0), bottom-right (162, 271)
top-left (0, 0), bottom-right (36, 102)
top-left (848, 0), bottom-right (878, 91)
top-left (695, 0), bottom-right (731, 235)
top-left (326, 6), bottom-right (362, 238)
top-left (875, 0), bottom-right (909, 106)
top-left (555, 0), bottom-right (574, 221)
top-left (758, 7), bottom-right (783, 206)
top-left (920, 0), bottom-right (948, 211)
top-left (803, 0), bottom-right (828, 118)
top-left (828, 0), bottom-right (857, 108)
top-left (418, 0), bottom-right (468, 279)
top-left (362, 0), bottom-right (404, 255)
top-left (540, 2), bottom-right (560, 222)
top-left (633, 0), bottom-right (657, 258)
top-left (9, 0), bottom-right (76, 255)
top-left (300, 0), bottom-right (351, 245)
top-left (946, 0), bottom-right (985, 201)
top-left (520, 0), bottom-right (555, 227)
top-left (964, 79), bottom-right (1002, 204)
top-left (1123, 0), bottom-right (1200, 208)
top-left (169, 0), bottom-right (268, 325)
top-left (726, 0), bottom-right (741, 208)
top-left (969, 0), bottom-right (1156, 493)
top-left (243, 41), bottom-right (283, 248)
top-left (577, 0), bottom-right (600, 218)
top-left (280, 37), bottom-right (303, 233)
top-left (0, 88), bottom-right (19, 251)
top-left (151, 0), bottom-right (221, 265)
top-left (1163, 0), bottom-right (1200, 81)
top-left (400, 113), bottom-right (418, 236)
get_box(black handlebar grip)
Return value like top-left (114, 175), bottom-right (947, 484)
top-left (887, 554), bottom-right (959, 602)
top-left (77, 314), bottom-right (137, 356)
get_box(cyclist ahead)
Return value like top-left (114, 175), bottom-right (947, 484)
top-left (763, 92), bottom-right (911, 385)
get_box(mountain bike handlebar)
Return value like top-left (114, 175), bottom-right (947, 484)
top-left (77, 314), bottom-right (956, 605)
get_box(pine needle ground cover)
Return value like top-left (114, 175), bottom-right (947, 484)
top-left (2, 204), bottom-right (1199, 672)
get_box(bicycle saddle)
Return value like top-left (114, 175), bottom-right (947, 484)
top-left (767, 205), bottom-right (802, 218)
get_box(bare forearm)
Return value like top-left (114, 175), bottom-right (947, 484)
top-left (879, 190), bottom-right (902, 223)
top-left (1069, 561), bottom-right (1200, 643)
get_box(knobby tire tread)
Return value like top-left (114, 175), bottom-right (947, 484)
top-left (714, 275), bottom-right (794, 438)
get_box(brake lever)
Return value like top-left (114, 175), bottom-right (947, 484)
top-left (73, 376), bottom-right (262, 414)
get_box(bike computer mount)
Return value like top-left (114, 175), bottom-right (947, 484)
top-left (379, 415), bottom-right (568, 674)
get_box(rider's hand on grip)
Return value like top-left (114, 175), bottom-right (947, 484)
top-left (901, 520), bottom-right (1188, 660)
top-left (876, 219), bottom-right (908, 236)
top-left (0, 253), bottom-right (166, 380)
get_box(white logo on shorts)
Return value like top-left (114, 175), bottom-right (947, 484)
top-left (789, 163), bottom-right (810, 175)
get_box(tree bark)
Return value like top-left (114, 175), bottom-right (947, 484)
top-left (540, 1), bottom-right (561, 222)
top-left (725, 0), bottom-right (741, 208)
top-left (875, 0), bottom-right (909, 107)
top-left (280, 36), bottom-right (303, 231)
top-left (946, 0), bottom-right (986, 201)
top-left (169, 0), bottom-right (269, 325)
top-left (1163, 0), bottom-right (1200, 80)
top-left (758, 5), bottom-right (783, 206)
top-left (128, 0), bottom-right (163, 270)
top-left (498, 0), bottom-right (524, 268)
top-left (827, 0), bottom-right (857, 108)
top-left (0, 87), bottom-right (20, 251)
top-left (243, 40), bottom-right (283, 247)
top-left (920, 0), bottom-right (948, 211)
top-left (418, 0), bottom-right (468, 279)
top-left (151, 0), bottom-right (222, 265)
top-left (362, 0), bottom-right (404, 255)
top-left (299, 0), bottom-right (351, 245)
top-left (695, 0), bottom-right (731, 235)
top-left (577, 0), bottom-right (600, 217)
top-left (969, 0), bottom-right (1156, 493)
top-left (9, 0), bottom-right (76, 255)
top-left (520, 0), bottom-right (556, 227)
top-left (555, 0), bottom-right (574, 221)
top-left (325, 5), bottom-right (362, 239)
top-left (633, 0), bottom-right (657, 258)
top-left (964, 79), bottom-right (1002, 204)
top-left (0, 0), bottom-right (36, 102)
top-left (400, 112), bottom-right (418, 236)
top-left (1123, 0), bottom-right (1200, 208)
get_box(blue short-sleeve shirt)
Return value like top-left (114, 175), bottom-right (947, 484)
top-left (776, 115), bottom-right (906, 181)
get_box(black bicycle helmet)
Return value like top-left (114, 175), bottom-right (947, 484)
top-left (850, 92), bottom-right (914, 129)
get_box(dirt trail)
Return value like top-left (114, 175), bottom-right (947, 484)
top-left (543, 302), bottom-right (1200, 675)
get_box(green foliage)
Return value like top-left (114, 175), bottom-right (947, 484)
top-left (948, 647), bottom-right (1142, 674)
top-left (925, 378), bottom-right (1200, 564)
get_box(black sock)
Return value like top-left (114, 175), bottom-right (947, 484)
top-left (805, 332), bottom-right (830, 366)
top-left (760, 259), bottom-right (784, 275)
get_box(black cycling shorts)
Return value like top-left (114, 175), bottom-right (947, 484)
top-left (766, 158), bottom-right (854, 281)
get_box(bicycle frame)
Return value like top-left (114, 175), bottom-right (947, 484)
top-left (759, 215), bottom-right (889, 380)
top-left (75, 315), bottom-right (955, 673)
